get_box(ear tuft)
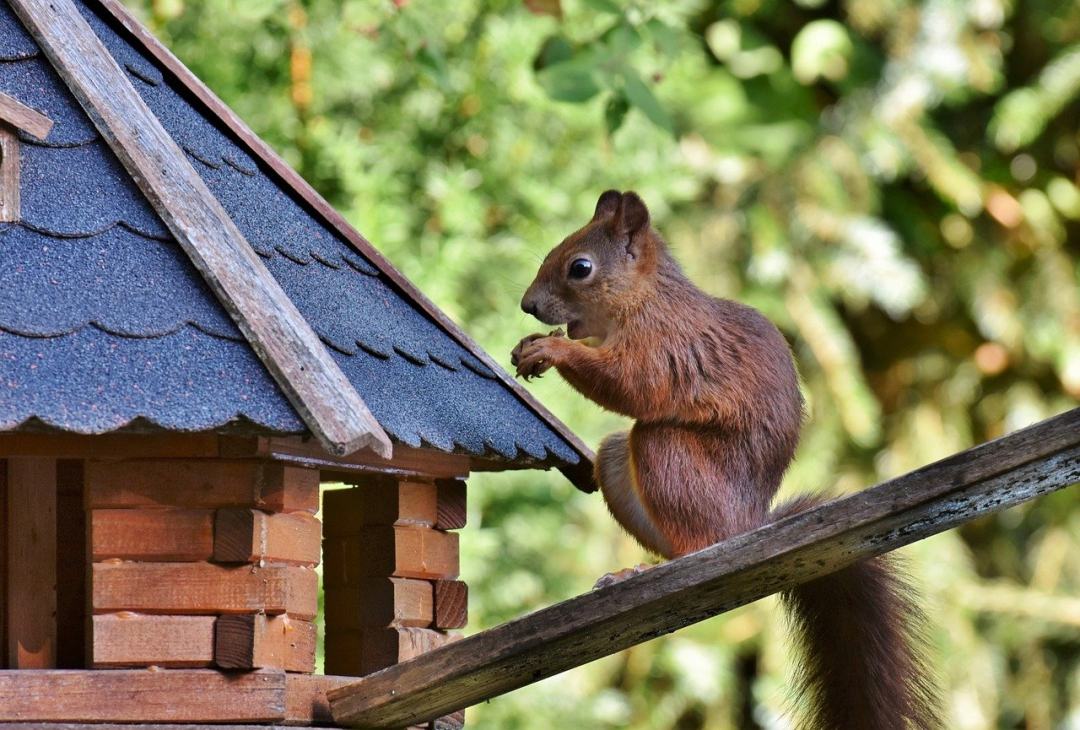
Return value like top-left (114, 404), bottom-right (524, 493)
top-left (593, 190), bottom-right (622, 220)
top-left (614, 191), bottom-right (650, 241)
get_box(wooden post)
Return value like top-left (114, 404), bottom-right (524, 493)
top-left (5, 458), bottom-right (57, 668)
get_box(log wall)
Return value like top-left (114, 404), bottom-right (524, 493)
top-left (86, 459), bottom-right (320, 673)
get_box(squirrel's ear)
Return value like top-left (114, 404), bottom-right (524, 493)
top-left (593, 190), bottom-right (622, 221)
top-left (613, 191), bottom-right (650, 252)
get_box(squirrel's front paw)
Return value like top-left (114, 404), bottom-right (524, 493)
top-left (511, 330), bottom-right (565, 380)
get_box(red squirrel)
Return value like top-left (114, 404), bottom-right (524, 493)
top-left (512, 191), bottom-right (939, 730)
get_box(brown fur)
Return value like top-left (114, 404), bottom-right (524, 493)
top-left (513, 191), bottom-right (940, 729)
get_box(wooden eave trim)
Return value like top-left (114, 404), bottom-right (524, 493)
top-left (327, 407), bottom-right (1080, 727)
top-left (0, 431), bottom-right (471, 480)
top-left (9, 0), bottom-right (391, 461)
top-left (91, 0), bottom-right (597, 492)
top-left (221, 435), bottom-right (471, 481)
top-left (0, 91), bottom-right (54, 140)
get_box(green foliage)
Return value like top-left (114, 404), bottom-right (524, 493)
top-left (123, 0), bottom-right (1079, 726)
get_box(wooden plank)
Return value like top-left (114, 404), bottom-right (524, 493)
top-left (9, 0), bottom-right (392, 461)
top-left (0, 433), bottom-right (223, 460)
top-left (0, 90), bottom-right (54, 139)
top-left (434, 480), bottom-right (466, 531)
top-left (94, 0), bottom-right (596, 491)
top-left (325, 628), bottom-right (451, 677)
top-left (223, 437), bottom-right (470, 482)
top-left (215, 614), bottom-right (315, 672)
top-left (6, 458), bottom-right (57, 668)
top-left (213, 509), bottom-right (321, 565)
top-left (323, 527), bottom-right (459, 587)
top-left (85, 460), bottom-right (319, 513)
top-left (284, 673), bottom-right (358, 725)
top-left (91, 613), bottom-right (215, 668)
top-left (0, 721), bottom-right (280, 725)
top-left (323, 481), bottom-right (437, 536)
top-left (55, 459), bottom-right (86, 669)
top-left (91, 508), bottom-right (214, 561)
top-left (329, 408), bottom-right (1080, 727)
top-left (0, 669), bottom-right (285, 722)
top-left (92, 562), bottom-right (318, 619)
top-left (433, 580), bottom-right (468, 631)
top-left (325, 578), bottom-right (433, 630)
top-left (0, 127), bottom-right (20, 223)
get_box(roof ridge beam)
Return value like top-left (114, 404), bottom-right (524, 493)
top-left (9, 0), bottom-right (391, 459)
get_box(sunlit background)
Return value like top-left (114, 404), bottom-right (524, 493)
top-left (123, 0), bottom-right (1080, 726)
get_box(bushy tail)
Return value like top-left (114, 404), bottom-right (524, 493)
top-left (772, 497), bottom-right (941, 730)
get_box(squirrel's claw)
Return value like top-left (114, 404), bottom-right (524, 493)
top-left (512, 331), bottom-right (564, 379)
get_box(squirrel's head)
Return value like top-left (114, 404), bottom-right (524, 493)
top-left (521, 190), bottom-right (659, 341)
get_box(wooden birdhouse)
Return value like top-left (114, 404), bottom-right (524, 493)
top-left (0, 0), bottom-right (593, 726)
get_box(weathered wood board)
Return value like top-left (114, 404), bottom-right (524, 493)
top-left (92, 563), bottom-right (317, 619)
top-left (91, 614), bottom-right (215, 668)
top-left (85, 461), bottom-right (319, 513)
top-left (214, 509), bottom-right (321, 565)
top-left (0, 669), bottom-right (285, 722)
top-left (91, 509), bottom-right (214, 562)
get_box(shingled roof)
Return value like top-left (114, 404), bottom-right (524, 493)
top-left (0, 0), bottom-right (590, 480)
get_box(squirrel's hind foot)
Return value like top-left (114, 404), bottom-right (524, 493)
top-left (594, 563), bottom-right (653, 590)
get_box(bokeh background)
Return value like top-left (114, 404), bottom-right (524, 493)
top-left (123, 0), bottom-right (1079, 727)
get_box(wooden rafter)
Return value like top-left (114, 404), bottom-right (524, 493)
top-left (329, 407), bottom-right (1080, 727)
top-left (0, 91), bottom-right (54, 223)
top-left (91, 0), bottom-right (597, 492)
top-left (0, 91), bottom-right (53, 140)
top-left (8, 0), bottom-right (391, 460)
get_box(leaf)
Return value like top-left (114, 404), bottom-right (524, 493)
top-left (581, 0), bottom-right (621, 14)
top-left (523, 0), bottom-right (562, 19)
top-left (605, 92), bottom-right (629, 134)
top-left (416, 45), bottom-right (450, 90)
top-left (537, 63), bottom-right (602, 102)
top-left (621, 69), bottom-right (673, 133)
top-left (645, 18), bottom-right (681, 58)
top-left (601, 22), bottom-right (640, 57)
top-left (534, 34), bottom-right (574, 71)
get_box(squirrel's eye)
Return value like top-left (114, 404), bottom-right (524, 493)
top-left (568, 258), bottom-right (593, 280)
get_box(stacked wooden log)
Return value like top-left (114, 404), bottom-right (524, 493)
top-left (85, 459), bottom-right (321, 671)
top-left (323, 476), bottom-right (468, 676)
